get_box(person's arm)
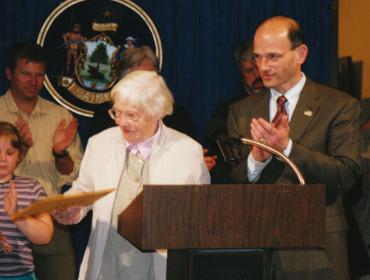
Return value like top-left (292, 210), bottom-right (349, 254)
top-left (227, 103), bottom-right (265, 183)
top-left (251, 96), bottom-right (361, 203)
top-left (13, 213), bottom-right (54, 244)
top-left (15, 116), bottom-right (33, 159)
top-left (190, 144), bottom-right (211, 184)
top-left (289, 98), bottom-right (360, 195)
top-left (52, 118), bottom-right (79, 175)
top-left (4, 181), bottom-right (54, 245)
top-left (52, 150), bottom-right (75, 175)
top-left (54, 138), bottom-right (96, 224)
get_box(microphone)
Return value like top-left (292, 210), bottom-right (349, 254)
top-left (207, 118), bottom-right (240, 165)
top-left (215, 133), bottom-right (239, 166)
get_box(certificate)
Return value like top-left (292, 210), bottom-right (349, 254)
top-left (12, 188), bottom-right (115, 220)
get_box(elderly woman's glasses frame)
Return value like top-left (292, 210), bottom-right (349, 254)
top-left (108, 108), bottom-right (144, 122)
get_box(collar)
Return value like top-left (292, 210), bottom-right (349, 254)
top-left (270, 72), bottom-right (306, 101)
top-left (124, 121), bottom-right (163, 160)
top-left (0, 174), bottom-right (16, 185)
top-left (270, 73), bottom-right (306, 120)
top-left (5, 90), bottom-right (46, 116)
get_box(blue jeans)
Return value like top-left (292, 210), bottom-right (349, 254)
top-left (0, 272), bottom-right (36, 280)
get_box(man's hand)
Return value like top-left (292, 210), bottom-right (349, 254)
top-left (52, 118), bottom-right (78, 154)
top-left (15, 116), bottom-right (33, 156)
top-left (250, 116), bottom-right (290, 161)
top-left (0, 233), bottom-right (12, 253)
top-left (203, 148), bottom-right (217, 171)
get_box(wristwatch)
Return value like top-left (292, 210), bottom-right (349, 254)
top-left (52, 149), bottom-right (69, 159)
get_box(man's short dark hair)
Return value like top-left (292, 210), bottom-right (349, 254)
top-left (287, 21), bottom-right (305, 49)
top-left (6, 42), bottom-right (47, 72)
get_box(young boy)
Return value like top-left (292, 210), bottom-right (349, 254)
top-left (0, 121), bottom-right (53, 279)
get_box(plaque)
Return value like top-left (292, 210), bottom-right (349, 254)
top-left (12, 188), bottom-right (115, 220)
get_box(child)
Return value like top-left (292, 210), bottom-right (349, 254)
top-left (0, 121), bottom-right (54, 280)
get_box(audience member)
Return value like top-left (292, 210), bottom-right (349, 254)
top-left (53, 70), bottom-right (210, 279)
top-left (0, 42), bottom-right (83, 280)
top-left (235, 40), bottom-right (265, 97)
top-left (227, 16), bottom-right (360, 279)
top-left (0, 121), bottom-right (54, 280)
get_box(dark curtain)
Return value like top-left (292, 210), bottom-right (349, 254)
top-left (1, 0), bottom-right (336, 145)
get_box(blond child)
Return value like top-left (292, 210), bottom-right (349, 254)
top-left (0, 121), bottom-right (53, 280)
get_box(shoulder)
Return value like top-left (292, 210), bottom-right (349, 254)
top-left (39, 97), bottom-right (73, 117)
top-left (305, 79), bottom-right (359, 109)
top-left (87, 126), bottom-right (122, 147)
top-left (229, 89), bottom-right (269, 114)
top-left (13, 175), bottom-right (40, 185)
top-left (302, 80), bottom-right (361, 118)
top-left (162, 125), bottom-right (203, 151)
top-left (13, 175), bottom-right (47, 197)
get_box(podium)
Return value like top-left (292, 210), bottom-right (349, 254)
top-left (118, 184), bottom-right (325, 250)
top-left (118, 184), bottom-right (325, 279)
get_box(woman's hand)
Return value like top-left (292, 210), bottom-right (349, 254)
top-left (51, 206), bottom-right (82, 225)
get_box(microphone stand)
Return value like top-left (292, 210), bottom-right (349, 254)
top-left (240, 138), bottom-right (305, 185)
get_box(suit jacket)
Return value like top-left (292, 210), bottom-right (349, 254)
top-left (227, 79), bottom-right (361, 279)
top-left (67, 124), bottom-right (210, 280)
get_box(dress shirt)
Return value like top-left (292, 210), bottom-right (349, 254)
top-left (247, 73), bottom-right (306, 182)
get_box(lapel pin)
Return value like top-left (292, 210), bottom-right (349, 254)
top-left (304, 110), bottom-right (313, 117)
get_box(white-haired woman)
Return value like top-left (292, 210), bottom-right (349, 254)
top-left (53, 70), bottom-right (210, 280)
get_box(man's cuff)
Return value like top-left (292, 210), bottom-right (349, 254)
top-left (247, 153), bottom-right (272, 182)
top-left (283, 139), bottom-right (293, 157)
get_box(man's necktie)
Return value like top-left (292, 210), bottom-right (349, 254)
top-left (272, 95), bottom-right (288, 125)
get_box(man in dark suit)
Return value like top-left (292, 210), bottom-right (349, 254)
top-left (227, 16), bottom-right (360, 280)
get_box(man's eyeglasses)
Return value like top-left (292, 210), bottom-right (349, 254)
top-left (252, 47), bottom-right (298, 64)
top-left (108, 108), bottom-right (144, 122)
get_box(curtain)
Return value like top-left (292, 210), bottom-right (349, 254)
top-left (0, 0), bottom-right (336, 145)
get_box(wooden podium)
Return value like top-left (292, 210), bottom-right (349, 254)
top-left (118, 140), bottom-right (325, 279)
top-left (118, 184), bottom-right (325, 250)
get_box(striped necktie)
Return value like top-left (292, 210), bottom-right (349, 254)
top-left (272, 95), bottom-right (288, 125)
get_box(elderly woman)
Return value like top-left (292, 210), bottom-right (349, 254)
top-left (54, 70), bottom-right (210, 279)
